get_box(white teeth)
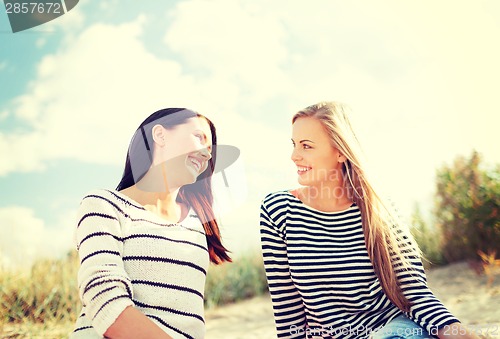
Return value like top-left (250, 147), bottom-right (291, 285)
top-left (189, 157), bottom-right (202, 171)
top-left (297, 166), bottom-right (310, 172)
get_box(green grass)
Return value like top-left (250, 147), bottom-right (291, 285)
top-left (0, 250), bottom-right (268, 336)
top-left (205, 251), bottom-right (268, 308)
top-left (0, 251), bottom-right (80, 324)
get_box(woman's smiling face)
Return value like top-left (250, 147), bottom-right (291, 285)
top-left (155, 116), bottom-right (213, 188)
top-left (291, 117), bottom-right (344, 187)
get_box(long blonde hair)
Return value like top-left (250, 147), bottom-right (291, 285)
top-left (292, 101), bottom-right (419, 312)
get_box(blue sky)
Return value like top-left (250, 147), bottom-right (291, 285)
top-left (1, 0), bottom-right (499, 268)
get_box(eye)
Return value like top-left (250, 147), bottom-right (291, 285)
top-left (303, 144), bottom-right (311, 149)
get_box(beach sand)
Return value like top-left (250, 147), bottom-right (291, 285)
top-left (1, 262), bottom-right (497, 338)
top-left (205, 261), bottom-right (500, 338)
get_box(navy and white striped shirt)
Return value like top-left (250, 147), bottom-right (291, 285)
top-left (71, 189), bottom-right (209, 339)
top-left (260, 190), bottom-right (458, 339)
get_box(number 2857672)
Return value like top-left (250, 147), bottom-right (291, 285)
top-left (5, 2), bottom-right (62, 14)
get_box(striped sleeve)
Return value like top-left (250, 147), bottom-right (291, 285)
top-left (397, 258), bottom-right (459, 334)
top-left (391, 222), bottom-right (460, 335)
top-left (75, 191), bottom-right (134, 336)
top-left (260, 195), bottom-right (306, 338)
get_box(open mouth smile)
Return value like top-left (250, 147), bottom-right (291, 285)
top-left (188, 156), bottom-right (204, 172)
top-left (297, 166), bottom-right (311, 174)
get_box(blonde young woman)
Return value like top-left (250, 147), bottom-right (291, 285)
top-left (260, 102), bottom-right (478, 339)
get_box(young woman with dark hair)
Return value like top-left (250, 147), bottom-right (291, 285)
top-left (71, 108), bottom-right (230, 339)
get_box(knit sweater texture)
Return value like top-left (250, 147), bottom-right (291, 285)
top-left (260, 190), bottom-right (459, 339)
top-left (71, 189), bottom-right (209, 339)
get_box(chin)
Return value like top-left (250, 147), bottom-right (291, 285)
top-left (297, 178), bottom-right (310, 186)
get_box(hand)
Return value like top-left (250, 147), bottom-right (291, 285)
top-left (104, 306), bottom-right (173, 339)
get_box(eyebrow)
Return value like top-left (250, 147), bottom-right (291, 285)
top-left (291, 138), bottom-right (315, 143)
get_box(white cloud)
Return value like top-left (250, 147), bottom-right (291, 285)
top-left (216, 200), bottom-right (262, 255)
top-left (0, 131), bottom-right (47, 174)
top-left (1, 16), bottom-right (229, 176)
top-left (162, 0), bottom-right (500, 174)
top-left (164, 0), bottom-right (290, 104)
top-left (252, 0), bottom-right (500, 218)
top-left (209, 110), bottom-right (297, 195)
top-left (98, 0), bottom-right (119, 11)
top-left (0, 3), bottom-right (294, 177)
top-left (42, 1), bottom-right (86, 32)
top-left (0, 206), bottom-right (74, 269)
top-left (3, 0), bottom-right (500, 228)
top-left (35, 37), bottom-right (47, 48)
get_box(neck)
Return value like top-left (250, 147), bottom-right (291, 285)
top-left (301, 180), bottom-right (352, 212)
top-left (149, 190), bottom-right (183, 222)
top-left (121, 181), bottom-right (185, 223)
top-left (136, 163), bottom-right (178, 193)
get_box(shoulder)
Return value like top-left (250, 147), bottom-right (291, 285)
top-left (261, 190), bottom-right (293, 207)
top-left (260, 190), bottom-right (296, 217)
top-left (78, 189), bottom-right (135, 217)
top-left (81, 189), bottom-right (120, 206)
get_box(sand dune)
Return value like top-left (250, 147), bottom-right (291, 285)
top-left (205, 262), bottom-right (500, 339)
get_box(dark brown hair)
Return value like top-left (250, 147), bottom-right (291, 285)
top-left (116, 108), bottom-right (231, 264)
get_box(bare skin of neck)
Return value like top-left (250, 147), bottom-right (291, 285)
top-left (120, 184), bottom-right (188, 223)
top-left (120, 161), bottom-right (191, 223)
top-left (292, 181), bottom-right (352, 213)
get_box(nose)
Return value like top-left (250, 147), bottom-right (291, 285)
top-left (198, 147), bottom-right (212, 160)
top-left (291, 147), bottom-right (301, 162)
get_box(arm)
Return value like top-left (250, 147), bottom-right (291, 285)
top-left (260, 199), bottom-right (306, 338)
top-left (76, 191), bottom-right (168, 337)
top-left (391, 228), bottom-right (476, 339)
top-left (397, 256), bottom-right (460, 335)
top-left (104, 306), bottom-right (172, 339)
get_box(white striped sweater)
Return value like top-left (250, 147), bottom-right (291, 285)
top-left (71, 189), bottom-right (209, 339)
top-left (260, 190), bottom-right (459, 339)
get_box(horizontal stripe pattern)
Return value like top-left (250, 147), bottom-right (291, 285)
top-left (260, 190), bottom-right (459, 339)
top-left (71, 189), bottom-right (209, 339)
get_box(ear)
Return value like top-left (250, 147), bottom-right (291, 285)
top-left (338, 153), bottom-right (347, 163)
top-left (152, 124), bottom-right (166, 147)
